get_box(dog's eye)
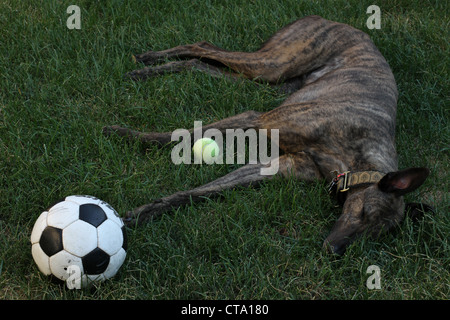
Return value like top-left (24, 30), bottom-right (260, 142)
top-left (362, 204), bottom-right (374, 218)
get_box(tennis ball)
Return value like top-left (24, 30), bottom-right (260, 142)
top-left (192, 138), bottom-right (220, 163)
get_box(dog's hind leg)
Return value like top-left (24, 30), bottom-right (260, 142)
top-left (103, 110), bottom-right (263, 146)
top-left (127, 16), bottom-right (342, 84)
top-left (125, 58), bottom-right (243, 82)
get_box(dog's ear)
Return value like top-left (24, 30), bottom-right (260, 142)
top-left (378, 168), bottom-right (430, 196)
top-left (405, 202), bottom-right (435, 222)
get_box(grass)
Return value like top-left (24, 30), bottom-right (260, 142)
top-left (0, 0), bottom-right (448, 299)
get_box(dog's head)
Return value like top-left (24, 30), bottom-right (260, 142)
top-left (323, 168), bottom-right (430, 255)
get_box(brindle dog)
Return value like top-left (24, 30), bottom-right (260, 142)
top-left (104, 16), bottom-right (430, 254)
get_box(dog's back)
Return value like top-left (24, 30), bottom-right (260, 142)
top-left (258, 16), bottom-right (399, 178)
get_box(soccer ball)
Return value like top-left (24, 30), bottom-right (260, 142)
top-left (30, 195), bottom-right (127, 288)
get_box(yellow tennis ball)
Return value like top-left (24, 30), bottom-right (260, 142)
top-left (192, 138), bottom-right (220, 163)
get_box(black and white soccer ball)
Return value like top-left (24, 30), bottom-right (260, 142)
top-left (31, 195), bottom-right (127, 288)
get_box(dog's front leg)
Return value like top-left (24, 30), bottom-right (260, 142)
top-left (124, 162), bottom-right (272, 226)
top-left (123, 154), bottom-right (306, 226)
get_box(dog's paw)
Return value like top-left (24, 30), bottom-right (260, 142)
top-left (102, 125), bottom-right (121, 137)
top-left (405, 202), bottom-right (436, 222)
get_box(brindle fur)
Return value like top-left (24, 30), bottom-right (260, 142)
top-left (104, 16), bottom-right (429, 254)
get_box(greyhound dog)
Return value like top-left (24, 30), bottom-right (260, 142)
top-left (104, 16), bottom-right (430, 254)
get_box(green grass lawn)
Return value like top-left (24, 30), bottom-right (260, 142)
top-left (0, 0), bottom-right (448, 299)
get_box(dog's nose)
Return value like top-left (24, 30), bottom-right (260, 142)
top-left (323, 239), bottom-right (346, 255)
